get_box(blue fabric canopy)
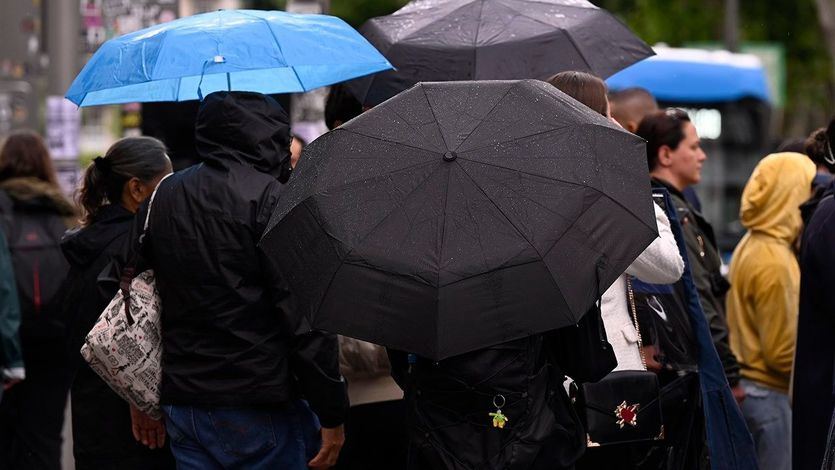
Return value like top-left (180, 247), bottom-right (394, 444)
top-left (607, 48), bottom-right (770, 103)
top-left (66, 9), bottom-right (393, 107)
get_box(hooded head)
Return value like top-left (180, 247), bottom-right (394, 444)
top-left (195, 91), bottom-right (293, 182)
top-left (740, 152), bottom-right (815, 242)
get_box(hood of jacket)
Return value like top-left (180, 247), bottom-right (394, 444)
top-left (0, 176), bottom-right (75, 216)
top-left (61, 203), bottom-right (133, 268)
top-left (195, 91), bottom-right (292, 181)
top-left (740, 152), bottom-right (815, 242)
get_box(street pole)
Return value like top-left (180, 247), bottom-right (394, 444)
top-left (724, 0), bottom-right (739, 52)
top-left (45, 0), bottom-right (81, 191)
top-left (46, 0), bottom-right (79, 96)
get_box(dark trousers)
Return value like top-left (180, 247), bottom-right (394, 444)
top-left (336, 399), bottom-right (408, 470)
top-left (0, 339), bottom-right (72, 470)
top-left (71, 362), bottom-right (175, 470)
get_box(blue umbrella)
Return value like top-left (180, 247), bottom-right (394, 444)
top-left (66, 9), bottom-right (393, 107)
top-left (607, 47), bottom-right (770, 103)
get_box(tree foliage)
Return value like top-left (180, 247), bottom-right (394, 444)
top-left (252, 0), bottom-right (832, 135)
top-left (597, 0), bottom-right (833, 135)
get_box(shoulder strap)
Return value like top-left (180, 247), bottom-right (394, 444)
top-left (138, 172), bottom-right (173, 246)
top-left (625, 275), bottom-right (647, 371)
top-left (120, 172), bottom-right (172, 325)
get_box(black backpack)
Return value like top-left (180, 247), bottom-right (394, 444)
top-left (0, 190), bottom-right (70, 339)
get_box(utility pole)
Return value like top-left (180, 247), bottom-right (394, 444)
top-left (723, 0), bottom-right (740, 52)
top-left (46, 0), bottom-right (79, 96)
top-left (45, 0), bottom-right (81, 189)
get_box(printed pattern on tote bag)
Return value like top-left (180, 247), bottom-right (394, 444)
top-left (81, 270), bottom-right (162, 418)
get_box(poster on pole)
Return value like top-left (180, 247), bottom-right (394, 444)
top-left (46, 96), bottom-right (81, 161)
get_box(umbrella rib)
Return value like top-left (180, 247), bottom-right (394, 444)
top-left (454, 161), bottom-right (545, 260)
top-left (241, 10), bottom-right (291, 70)
top-left (308, 164), bottom-right (446, 324)
top-left (453, 162), bottom-right (575, 309)
top-left (496, 2), bottom-right (598, 28)
top-left (337, 162), bottom-right (447, 271)
top-left (338, 128), bottom-right (444, 156)
top-left (305, 159), bottom-right (438, 197)
top-left (455, 155), bottom-right (588, 189)
top-left (388, 105), bottom-right (449, 154)
top-left (559, 29), bottom-right (594, 72)
top-left (148, 29), bottom-right (172, 81)
top-left (396, 1), bottom-right (481, 44)
top-left (457, 126), bottom-right (573, 154)
top-left (489, 4), bottom-right (595, 71)
top-left (454, 84), bottom-right (516, 152)
top-left (463, 156), bottom-right (657, 235)
top-left (471, 0), bottom-right (486, 76)
top-left (421, 86), bottom-right (452, 151)
top-left (436, 164), bottom-right (453, 290)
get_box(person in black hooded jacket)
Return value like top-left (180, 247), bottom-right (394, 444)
top-left (61, 136), bottom-right (174, 469)
top-left (136, 91), bottom-right (348, 469)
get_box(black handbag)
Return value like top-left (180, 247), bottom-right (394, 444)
top-left (575, 276), bottom-right (664, 447)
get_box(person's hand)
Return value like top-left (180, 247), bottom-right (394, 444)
top-left (130, 405), bottom-right (166, 449)
top-left (641, 345), bottom-right (663, 373)
top-left (731, 384), bottom-right (746, 405)
top-left (308, 425), bottom-right (345, 469)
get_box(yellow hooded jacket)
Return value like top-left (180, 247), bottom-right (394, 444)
top-left (726, 152), bottom-right (815, 392)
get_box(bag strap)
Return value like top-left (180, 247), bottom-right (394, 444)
top-left (594, 258), bottom-right (608, 349)
top-left (625, 275), bottom-right (647, 370)
top-left (119, 173), bottom-right (173, 325)
top-left (139, 172), bottom-right (173, 246)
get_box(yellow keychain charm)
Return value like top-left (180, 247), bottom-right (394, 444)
top-left (489, 394), bottom-right (509, 429)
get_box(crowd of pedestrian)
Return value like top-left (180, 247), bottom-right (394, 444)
top-left (0, 72), bottom-right (833, 470)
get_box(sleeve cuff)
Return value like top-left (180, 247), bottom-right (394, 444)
top-left (3, 367), bottom-right (25, 381)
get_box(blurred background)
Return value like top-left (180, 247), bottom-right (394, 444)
top-left (1, 0), bottom-right (833, 252)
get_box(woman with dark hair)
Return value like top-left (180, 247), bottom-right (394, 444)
top-left (61, 137), bottom-right (173, 469)
top-left (637, 111), bottom-right (741, 397)
top-left (0, 130), bottom-right (75, 469)
top-left (637, 110), bottom-right (747, 467)
top-left (803, 127), bottom-right (835, 189)
top-left (0, 130), bottom-right (60, 185)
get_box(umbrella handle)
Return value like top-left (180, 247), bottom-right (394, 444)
top-left (196, 56), bottom-right (228, 101)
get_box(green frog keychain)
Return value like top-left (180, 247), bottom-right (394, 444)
top-left (489, 394), bottom-right (509, 429)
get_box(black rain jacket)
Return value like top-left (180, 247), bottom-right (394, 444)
top-left (61, 203), bottom-right (175, 467)
top-left (138, 92), bottom-right (347, 427)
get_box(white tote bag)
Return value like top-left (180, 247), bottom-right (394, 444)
top-left (80, 174), bottom-right (170, 419)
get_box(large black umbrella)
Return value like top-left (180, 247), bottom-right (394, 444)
top-left (260, 80), bottom-right (657, 360)
top-left (348, 0), bottom-right (654, 106)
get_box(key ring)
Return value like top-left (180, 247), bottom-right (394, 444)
top-left (493, 394), bottom-right (506, 409)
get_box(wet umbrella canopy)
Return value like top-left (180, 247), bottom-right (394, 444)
top-left (65, 10), bottom-right (393, 107)
top-left (348, 0), bottom-right (654, 106)
top-left (260, 80), bottom-right (657, 360)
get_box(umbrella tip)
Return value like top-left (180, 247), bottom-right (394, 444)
top-left (443, 151), bottom-right (457, 162)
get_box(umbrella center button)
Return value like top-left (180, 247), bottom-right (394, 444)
top-left (443, 151), bottom-right (458, 162)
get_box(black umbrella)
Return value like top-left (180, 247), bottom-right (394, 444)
top-left (348, 0), bottom-right (654, 106)
top-left (260, 80), bottom-right (657, 360)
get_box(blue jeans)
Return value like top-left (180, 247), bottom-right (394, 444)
top-left (163, 400), bottom-right (321, 469)
top-left (740, 379), bottom-right (791, 470)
